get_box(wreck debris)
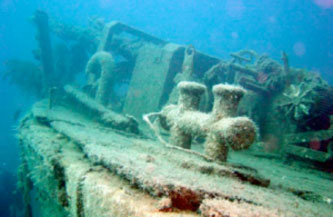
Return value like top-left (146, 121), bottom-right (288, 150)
top-left (50, 16), bottom-right (102, 51)
top-left (275, 72), bottom-right (330, 126)
top-left (85, 51), bottom-right (115, 106)
top-left (176, 45), bottom-right (196, 82)
top-left (256, 55), bottom-right (283, 76)
top-left (238, 76), bottom-right (270, 95)
top-left (122, 43), bottom-right (185, 118)
top-left (230, 62), bottom-right (257, 77)
top-left (253, 55), bottom-right (285, 92)
top-left (276, 83), bottom-right (314, 121)
top-left (167, 45), bottom-right (202, 105)
top-left (98, 21), bottom-right (165, 53)
top-left (97, 21), bottom-right (183, 117)
top-left (230, 49), bottom-right (258, 64)
top-left (203, 58), bottom-right (257, 88)
top-left (45, 19), bottom-right (220, 118)
top-left (203, 62), bottom-right (226, 85)
top-left (94, 21), bottom-right (219, 118)
top-left (203, 50), bottom-right (286, 99)
top-left (282, 117), bottom-right (333, 162)
top-left (149, 81), bottom-right (256, 162)
top-left (63, 85), bottom-right (139, 134)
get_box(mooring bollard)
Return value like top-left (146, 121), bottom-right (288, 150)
top-left (159, 81), bottom-right (257, 162)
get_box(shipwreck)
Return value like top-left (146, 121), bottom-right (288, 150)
top-left (3, 10), bottom-right (333, 217)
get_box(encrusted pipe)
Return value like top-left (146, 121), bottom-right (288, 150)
top-left (212, 84), bottom-right (246, 120)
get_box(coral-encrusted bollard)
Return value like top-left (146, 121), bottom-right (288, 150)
top-left (159, 81), bottom-right (257, 162)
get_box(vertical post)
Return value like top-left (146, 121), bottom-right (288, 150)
top-left (33, 10), bottom-right (54, 93)
top-left (281, 51), bottom-right (289, 75)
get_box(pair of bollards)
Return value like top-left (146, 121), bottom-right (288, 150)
top-left (160, 81), bottom-right (256, 162)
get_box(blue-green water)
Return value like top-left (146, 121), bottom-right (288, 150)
top-left (0, 0), bottom-right (332, 216)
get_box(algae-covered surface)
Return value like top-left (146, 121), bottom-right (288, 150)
top-left (18, 100), bottom-right (333, 217)
top-left (2, 2), bottom-right (333, 217)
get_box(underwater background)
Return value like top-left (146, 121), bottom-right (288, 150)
top-left (0, 0), bottom-right (332, 216)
